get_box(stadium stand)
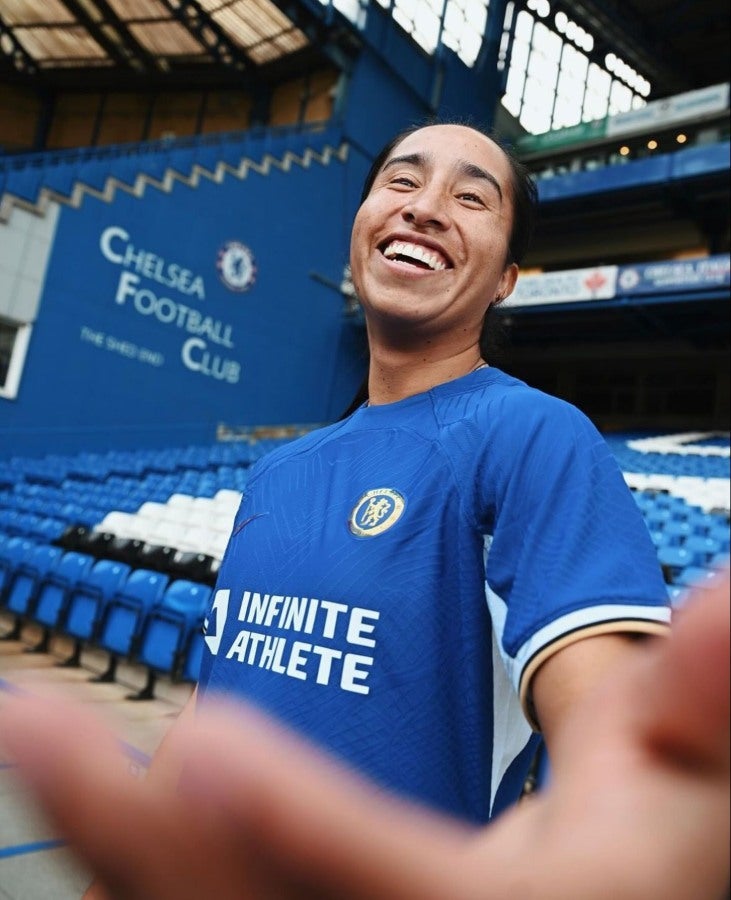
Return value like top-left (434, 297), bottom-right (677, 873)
top-left (518, 82), bottom-right (730, 183)
top-left (0, 120), bottom-right (344, 215)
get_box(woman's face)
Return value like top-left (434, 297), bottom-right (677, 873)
top-left (350, 124), bottom-right (518, 345)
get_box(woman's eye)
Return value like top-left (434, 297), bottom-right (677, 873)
top-left (459, 192), bottom-right (484, 205)
top-left (391, 176), bottom-right (417, 187)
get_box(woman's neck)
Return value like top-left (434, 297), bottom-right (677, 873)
top-left (366, 345), bottom-right (486, 406)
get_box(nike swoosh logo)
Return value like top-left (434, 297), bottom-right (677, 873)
top-left (232, 512), bottom-right (268, 536)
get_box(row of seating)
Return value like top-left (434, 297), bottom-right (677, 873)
top-left (92, 490), bottom-right (242, 560)
top-left (536, 139), bottom-right (730, 203)
top-left (624, 474), bottom-right (729, 512)
top-left (0, 443), bottom-right (251, 695)
top-left (613, 432), bottom-right (729, 514)
top-left (6, 470), bottom-right (243, 513)
top-left (607, 431), bottom-right (729, 485)
top-left (0, 122), bottom-right (340, 209)
top-left (0, 489), bottom-right (242, 563)
top-left (0, 533), bottom-right (211, 698)
top-left (2, 440), bottom-right (267, 490)
top-left (56, 523), bottom-right (222, 586)
top-left (0, 121), bottom-right (330, 172)
top-left (631, 490), bottom-right (730, 535)
top-left (627, 486), bottom-right (729, 604)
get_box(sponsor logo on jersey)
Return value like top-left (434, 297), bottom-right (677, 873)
top-left (348, 488), bottom-right (405, 537)
top-left (203, 588), bottom-right (230, 654)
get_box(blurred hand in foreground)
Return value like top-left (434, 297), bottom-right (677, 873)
top-left (1, 571), bottom-right (728, 900)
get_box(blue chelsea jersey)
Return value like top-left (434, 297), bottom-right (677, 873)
top-left (198, 367), bottom-right (670, 823)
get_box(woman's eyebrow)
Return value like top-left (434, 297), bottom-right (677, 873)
top-left (381, 152), bottom-right (424, 173)
top-left (380, 153), bottom-right (503, 201)
top-left (458, 161), bottom-right (503, 201)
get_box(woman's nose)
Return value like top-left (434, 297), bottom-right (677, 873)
top-left (401, 188), bottom-right (448, 229)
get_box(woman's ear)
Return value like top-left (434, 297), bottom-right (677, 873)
top-left (494, 262), bottom-right (519, 305)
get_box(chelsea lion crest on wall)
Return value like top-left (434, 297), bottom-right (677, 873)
top-left (217, 241), bottom-right (257, 292)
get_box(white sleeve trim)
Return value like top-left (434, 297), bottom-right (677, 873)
top-left (514, 605), bottom-right (671, 728)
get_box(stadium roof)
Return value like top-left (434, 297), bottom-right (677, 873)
top-left (0, 0), bottom-right (345, 89)
top-left (0, 0), bottom-right (727, 96)
top-left (566, 0), bottom-right (729, 98)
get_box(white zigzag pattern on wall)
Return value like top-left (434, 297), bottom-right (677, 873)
top-left (0, 142), bottom-right (350, 222)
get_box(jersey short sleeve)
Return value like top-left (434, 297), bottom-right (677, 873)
top-left (470, 384), bottom-right (670, 722)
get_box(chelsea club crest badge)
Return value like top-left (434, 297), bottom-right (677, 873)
top-left (217, 240), bottom-right (257, 292)
top-left (349, 488), bottom-right (406, 537)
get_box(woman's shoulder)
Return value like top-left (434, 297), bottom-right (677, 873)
top-left (452, 367), bottom-right (593, 430)
top-left (246, 420), bottom-right (346, 479)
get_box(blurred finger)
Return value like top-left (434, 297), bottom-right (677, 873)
top-left (642, 569), bottom-right (730, 771)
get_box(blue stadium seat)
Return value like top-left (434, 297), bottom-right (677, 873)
top-left (136, 149), bottom-right (172, 182)
top-left (631, 491), bottom-right (656, 514)
top-left (661, 520), bottom-right (693, 544)
top-left (666, 497), bottom-right (693, 521)
top-left (645, 508), bottom-right (672, 530)
top-left (4, 163), bottom-right (45, 203)
top-left (683, 534), bottom-right (725, 566)
top-left (709, 551), bottom-right (731, 571)
top-left (708, 524), bottom-right (731, 552)
top-left (77, 158), bottom-right (113, 192)
top-left (129, 579), bottom-right (211, 698)
top-left (656, 544), bottom-right (695, 583)
top-left (96, 568), bottom-right (169, 659)
top-left (32, 550), bottom-right (96, 630)
top-left (213, 138), bottom-right (248, 168)
top-left (43, 158), bottom-right (80, 197)
top-left (135, 579), bottom-right (211, 676)
top-left (62, 558), bottom-right (132, 644)
top-left (537, 152), bottom-right (673, 201)
top-left (670, 140), bottom-right (731, 179)
top-left (33, 515), bottom-right (68, 542)
top-left (648, 528), bottom-right (670, 550)
top-left (666, 584), bottom-right (690, 606)
top-left (3, 494), bottom-right (31, 515)
top-left (169, 146), bottom-right (198, 177)
top-left (0, 535), bottom-right (37, 604)
top-left (2, 543), bottom-right (63, 618)
top-left (0, 509), bottom-right (29, 536)
top-left (108, 153), bottom-right (144, 187)
top-left (193, 142), bottom-right (224, 173)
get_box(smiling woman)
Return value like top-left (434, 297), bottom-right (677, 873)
top-left (171, 120), bottom-right (673, 830)
top-left (348, 123), bottom-right (537, 384)
top-left (349, 124), bottom-right (523, 399)
top-left (6, 120), bottom-right (723, 900)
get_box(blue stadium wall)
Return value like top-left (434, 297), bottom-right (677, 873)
top-left (0, 131), bottom-right (375, 459)
top-left (0, 0), bottom-right (515, 462)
